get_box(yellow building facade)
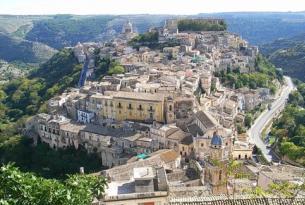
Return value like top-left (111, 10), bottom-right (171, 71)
top-left (113, 91), bottom-right (165, 122)
top-left (88, 91), bottom-right (168, 123)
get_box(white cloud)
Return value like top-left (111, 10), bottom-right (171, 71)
top-left (1, 0), bottom-right (305, 15)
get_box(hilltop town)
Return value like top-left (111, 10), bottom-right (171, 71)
top-left (25, 19), bottom-right (304, 204)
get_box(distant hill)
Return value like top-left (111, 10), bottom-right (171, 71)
top-left (0, 48), bottom-right (81, 122)
top-left (1, 13), bottom-right (305, 49)
top-left (199, 12), bottom-right (305, 45)
top-left (25, 15), bottom-right (114, 49)
top-left (0, 15), bottom-right (51, 34)
top-left (260, 33), bottom-right (305, 54)
top-left (0, 33), bottom-right (57, 63)
top-left (261, 33), bottom-right (305, 81)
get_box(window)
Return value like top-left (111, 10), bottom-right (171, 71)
top-left (128, 103), bottom-right (132, 109)
top-left (201, 143), bottom-right (204, 147)
top-left (219, 170), bottom-right (222, 181)
top-left (118, 102), bottom-right (122, 108)
top-left (169, 105), bottom-right (172, 111)
top-left (139, 104), bottom-right (142, 110)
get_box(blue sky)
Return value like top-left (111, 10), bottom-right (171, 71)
top-left (1, 0), bottom-right (305, 15)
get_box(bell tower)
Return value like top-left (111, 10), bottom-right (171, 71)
top-left (166, 96), bottom-right (175, 124)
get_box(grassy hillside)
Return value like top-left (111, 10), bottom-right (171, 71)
top-left (0, 15), bottom-right (51, 34)
top-left (25, 15), bottom-right (114, 49)
top-left (261, 33), bottom-right (305, 81)
top-left (0, 33), bottom-right (57, 63)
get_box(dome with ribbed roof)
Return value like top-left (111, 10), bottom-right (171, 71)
top-left (211, 132), bottom-right (222, 146)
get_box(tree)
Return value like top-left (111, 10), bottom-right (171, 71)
top-left (108, 64), bottom-right (124, 75)
top-left (245, 113), bottom-right (253, 127)
top-left (247, 181), bottom-right (305, 202)
top-left (289, 91), bottom-right (304, 106)
top-left (0, 164), bottom-right (106, 205)
top-left (226, 160), bottom-right (242, 197)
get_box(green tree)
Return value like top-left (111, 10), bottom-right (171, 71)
top-left (108, 64), bottom-right (124, 75)
top-left (245, 113), bottom-right (253, 127)
top-left (0, 164), bottom-right (106, 205)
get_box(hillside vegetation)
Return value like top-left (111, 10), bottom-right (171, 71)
top-left (178, 19), bottom-right (227, 31)
top-left (0, 15), bottom-right (51, 34)
top-left (25, 15), bottom-right (114, 49)
top-left (0, 48), bottom-right (109, 179)
top-left (270, 82), bottom-right (305, 166)
top-left (0, 164), bottom-right (106, 205)
top-left (261, 33), bottom-right (305, 81)
top-left (203, 12), bottom-right (305, 45)
top-left (0, 49), bottom-right (79, 148)
top-left (0, 32), bottom-right (57, 63)
top-left (215, 55), bottom-right (282, 93)
top-left (0, 60), bottom-right (32, 84)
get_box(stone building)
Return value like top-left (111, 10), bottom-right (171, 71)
top-left (102, 166), bottom-right (168, 205)
top-left (87, 91), bottom-right (176, 124)
top-left (193, 127), bottom-right (232, 161)
top-left (204, 160), bottom-right (228, 194)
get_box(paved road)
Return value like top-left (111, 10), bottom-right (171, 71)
top-left (248, 76), bottom-right (295, 162)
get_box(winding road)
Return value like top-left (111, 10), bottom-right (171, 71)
top-left (248, 76), bottom-right (295, 162)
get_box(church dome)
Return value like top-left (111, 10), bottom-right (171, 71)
top-left (211, 132), bottom-right (222, 146)
top-left (122, 20), bottom-right (133, 34)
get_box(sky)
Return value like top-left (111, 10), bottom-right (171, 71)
top-left (1, 0), bottom-right (305, 15)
